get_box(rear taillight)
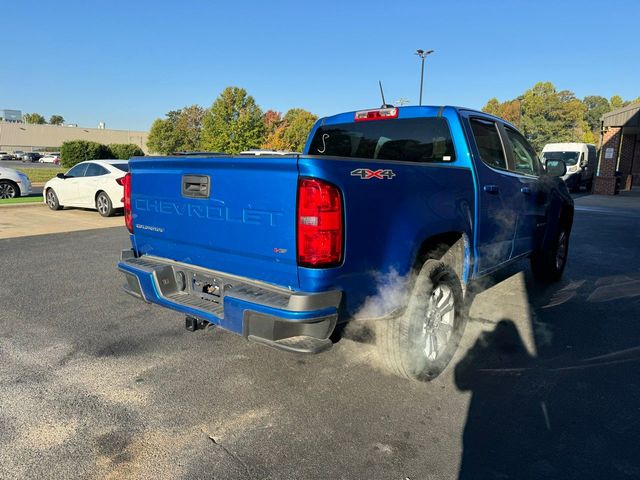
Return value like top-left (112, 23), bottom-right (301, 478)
top-left (121, 173), bottom-right (133, 233)
top-left (297, 178), bottom-right (343, 267)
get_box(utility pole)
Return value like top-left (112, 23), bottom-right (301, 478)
top-left (415, 49), bottom-right (434, 106)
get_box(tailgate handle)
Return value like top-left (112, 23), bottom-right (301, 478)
top-left (182, 175), bottom-right (210, 198)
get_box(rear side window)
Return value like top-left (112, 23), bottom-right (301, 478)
top-left (470, 118), bottom-right (507, 170)
top-left (85, 163), bottom-right (108, 177)
top-left (309, 118), bottom-right (456, 163)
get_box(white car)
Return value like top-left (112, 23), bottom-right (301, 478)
top-left (43, 160), bottom-right (129, 216)
top-left (0, 167), bottom-right (32, 198)
top-left (39, 153), bottom-right (61, 165)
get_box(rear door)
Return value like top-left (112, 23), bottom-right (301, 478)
top-left (465, 116), bottom-right (521, 273)
top-left (130, 155), bottom-right (300, 289)
top-left (80, 162), bottom-right (109, 207)
top-left (501, 126), bottom-right (547, 258)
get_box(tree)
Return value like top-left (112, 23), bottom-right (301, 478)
top-left (262, 108), bottom-right (317, 152)
top-left (49, 115), bottom-right (65, 125)
top-left (201, 87), bottom-right (265, 154)
top-left (519, 83), bottom-right (587, 151)
top-left (482, 98), bottom-right (522, 127)
top-left (583, 96), bottom-right (610, 133)
top-left (610, 95), bottom-right (624, 109)
top-left (146, 106), bottom-right (205, 154)
top-left (108, 143), bottom-right (144, 159)
top-left (23, 113), bottom-right (46, 124)
top-left (60, 140), bottom-right (112, 168)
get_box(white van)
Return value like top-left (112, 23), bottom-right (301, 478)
top-left (541, 143), bottom-right (597, 192)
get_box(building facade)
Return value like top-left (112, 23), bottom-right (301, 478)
top-left (594, 103), bottom-right (640, 195)
top-left (0, 122), bottom-right (149, 153)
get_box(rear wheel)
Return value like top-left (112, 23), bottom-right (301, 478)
top-left (46, 188), bottom-right (62, 210)
top-left (378, 259), bottom-right (464, 381)
top-left (96, 192), bottom-right (114, 217)
top-left (0, 180), bottom-right (19, 199)
top-left (531, 223), bottom-right (569, 283)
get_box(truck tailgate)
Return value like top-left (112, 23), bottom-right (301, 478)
top-left (129, 155), bottom-right (300, 289)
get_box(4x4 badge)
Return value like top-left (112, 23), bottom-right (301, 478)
top-left (350, 168), bottom-right (396, 180)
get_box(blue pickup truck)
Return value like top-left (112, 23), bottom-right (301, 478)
top-left (118, 106), bottom-right (573, 381)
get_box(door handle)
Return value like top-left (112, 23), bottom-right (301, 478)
top-left (520, 186), bottom-right (532, 195)
top-left (483, 184), bottom-right (500, 194)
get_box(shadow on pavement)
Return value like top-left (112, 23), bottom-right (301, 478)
top-left (455, 248), bottom-right (640, 477)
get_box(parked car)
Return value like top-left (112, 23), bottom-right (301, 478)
top-left (117, 105), bottom-right (573, 382)
top-left (21, 152), bottom-right (42, 163)
top-left (43, 160), bottom-right (129, 216)
top-left (39, 153), bottom-right (61, 164)
top-left (0, 152), bottom-right (14, 161)
top-left (0, 167), bottom-right (32, 198)
top-left (541, 143), bottom-right (597, 192)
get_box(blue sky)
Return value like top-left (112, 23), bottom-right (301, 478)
top-left (2, 0), bottom-right (638, 131)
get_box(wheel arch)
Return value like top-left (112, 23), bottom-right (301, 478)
top-left (414, 231), bottom-right (471, 286)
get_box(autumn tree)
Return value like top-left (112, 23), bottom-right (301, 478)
top-left (201, 87), bottom-right (265, 154)
top-left (262, 108), bottom-right (317, 152)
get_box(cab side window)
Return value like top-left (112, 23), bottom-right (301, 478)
top-left (470, 118), bottom-right (507, 170)
top-left (504, 127), bottom-right (540, 176)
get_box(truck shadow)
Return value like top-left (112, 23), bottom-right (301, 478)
top-left (455, 268), bottom-right (640, 479)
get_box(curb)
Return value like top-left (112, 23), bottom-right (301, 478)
top-left (0, 202), bottom-right (45, 209)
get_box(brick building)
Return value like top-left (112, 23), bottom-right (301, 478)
top-left (594, 103), bottom-right (640, 195)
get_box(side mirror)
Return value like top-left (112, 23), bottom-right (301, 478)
top-left (56, 173), bottom-right (66, 179)
top-left (545, 159), bottom-right (566, 177)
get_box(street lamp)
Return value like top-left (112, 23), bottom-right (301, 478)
top-left (415, 49), bottom-right (434, 106)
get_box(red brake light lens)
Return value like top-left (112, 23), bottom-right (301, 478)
top-left (122, 173), bottom-right (133, 233)
top-left (297, 178), bottom-right (343, 267)
top-left (354, 107), bottom-right (399, 122)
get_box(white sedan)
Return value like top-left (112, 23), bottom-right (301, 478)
top-left (43, 160), bottom-right (128, 216)
top-left (0, 167), bottom-right (32, 198)
top-left (39, 153), bottom-right (61, 164)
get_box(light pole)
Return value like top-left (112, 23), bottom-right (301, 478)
top-left (415, 49), bottom-right (434, 106)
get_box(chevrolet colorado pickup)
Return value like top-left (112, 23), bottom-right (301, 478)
top-left (118, 106), bottom-right (573, 381)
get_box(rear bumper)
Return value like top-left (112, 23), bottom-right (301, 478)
top-left (117, 250), bottom-right (341, 353)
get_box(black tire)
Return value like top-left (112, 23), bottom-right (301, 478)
top-left (96, 191), bottom-right (114, 217)
top-left (0, 180), bottom-right (19, 199)
top-left (531, 222), bottom-right (570, 283)
top-left (378, 259), bottom-right (465, 382)
top-left (45, 188), bottom-right (62, 210)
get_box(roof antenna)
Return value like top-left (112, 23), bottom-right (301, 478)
top-left (379, 81), bottom-right (394, 108)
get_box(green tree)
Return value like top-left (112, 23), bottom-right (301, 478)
top-left (108, 143), bottom-right (144, 159)
top-left (49, 115), bottom-right (65, 125)
top-left (60, 140), bottom-right (112, 168)
top-left (201, 87), bottom-right (265, 154)
top-left (518, 82), bottom-right (587, 151)
top-left (583, 96), bottom-right (610, 132)
top-left (146, 106), bottom-right (205, 154)
top-left (610, 95), bottom-right (624, 109)
top-left (23, 113), bottom-right (46, 124)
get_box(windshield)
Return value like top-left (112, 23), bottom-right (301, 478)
top-left (542, 151), bottom-right (580, 165)
top-left (112, 163), bottom-right (129, 172)
top-left (309, 117), bottom-right (456, 163)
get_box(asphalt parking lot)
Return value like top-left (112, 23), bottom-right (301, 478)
top-left (1, 194), bottom-right (639, 479)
